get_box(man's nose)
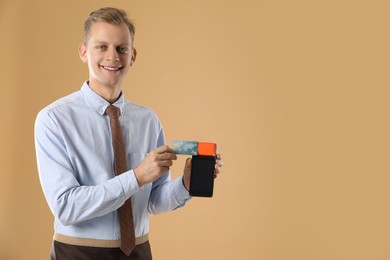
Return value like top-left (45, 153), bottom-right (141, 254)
top-left (106, 48), bottom-right (119, 62)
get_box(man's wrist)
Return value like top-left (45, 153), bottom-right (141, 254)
top-left (134, 168), bottom-right (144, 187)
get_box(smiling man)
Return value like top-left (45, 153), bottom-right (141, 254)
top-left (34, 7), bottom-right (223, 260)
top-left (79, 19), bottom-right (135, 103)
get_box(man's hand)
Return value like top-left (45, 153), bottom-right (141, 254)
top-left (134, 145), bottom-right (177, 187)
top-left (182, 154), bottom-right (224, 191)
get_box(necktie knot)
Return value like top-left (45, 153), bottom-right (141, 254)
top-left (106, 105), bottom-right (120, 119)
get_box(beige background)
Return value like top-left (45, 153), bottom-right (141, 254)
top-left (1, 0), bottom-right (390, 259)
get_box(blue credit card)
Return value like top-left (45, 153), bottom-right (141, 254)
top-left (172, 140), bottom-right (198, 155)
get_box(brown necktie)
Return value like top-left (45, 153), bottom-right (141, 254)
top-left (106, 105), bottom-right (135, 256)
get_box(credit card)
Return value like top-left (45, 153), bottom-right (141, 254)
top-left (172, 140), bottom-right (198, 155)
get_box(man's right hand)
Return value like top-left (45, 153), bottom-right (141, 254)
top-left (134, 145), bottom-right (177, 187)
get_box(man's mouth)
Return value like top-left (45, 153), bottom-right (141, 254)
top-left (100, 65), bottom-right (123, 71)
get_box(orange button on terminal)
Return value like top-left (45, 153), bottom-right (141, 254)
top-left (197, 142), bottom-right (216, 156)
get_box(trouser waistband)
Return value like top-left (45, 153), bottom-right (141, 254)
top-left (54, 233), bottom-right (149, 248)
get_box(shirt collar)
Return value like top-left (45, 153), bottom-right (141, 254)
top-left (81, 81), bottom-right (126, 116)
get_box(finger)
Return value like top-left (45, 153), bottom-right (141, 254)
top-left (158, 153), bottom-right (177, 160)
top-left (218, 160), bottom-right (223, 167)
top-left (216, 154), bottom-right (222, 160)
top-left (215, 159), bottom-right (223, 168)
top-left (155, 145), bottom-right (176, 154)
top-left (183, 158), bottom-right (192, 176)
top-left (185, 158), bottom-right (192, 169)
top-left (215, 164), bottom-right (222, 174)
top-left (158, 159), bottom-right (174, 167)
top-left (161, 166), bottom-right (170, 173)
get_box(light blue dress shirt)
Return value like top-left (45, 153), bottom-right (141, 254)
top-left (35, 82), bottom-right (191, 241)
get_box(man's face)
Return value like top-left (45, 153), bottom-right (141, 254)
top-left (79, 21), bottom-right (136, 90)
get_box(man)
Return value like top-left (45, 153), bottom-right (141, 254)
top-left (35, 7), bottom-right (223, 260)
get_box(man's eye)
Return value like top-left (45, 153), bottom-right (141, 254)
top-left (96, 45), bottom-right (107, 50)
top-left (119, 47), bottom-right (129, 53)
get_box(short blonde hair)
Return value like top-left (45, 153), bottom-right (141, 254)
top-left (84, 7), bottom-right (135, 43)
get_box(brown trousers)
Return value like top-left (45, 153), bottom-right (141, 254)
top-left (50, 241), bottom-right (152, 260)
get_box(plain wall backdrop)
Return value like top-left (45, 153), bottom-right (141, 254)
top-left (1, 0), bottom-right (390, 259)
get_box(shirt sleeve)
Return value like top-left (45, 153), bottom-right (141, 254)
top-left (34, 109), bottom-right (140, 226)
top-left (147, 124), bottom-right (192, 215)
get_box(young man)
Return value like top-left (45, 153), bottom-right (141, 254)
top-left (35, 7), bottom-right (222, 260)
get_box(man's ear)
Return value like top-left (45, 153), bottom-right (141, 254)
top-left (78, 43), bottom-right (88, 63)
top-left (130, 48), bottom-right (137, 66)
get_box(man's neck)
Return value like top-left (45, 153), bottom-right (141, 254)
top-left (88, 80), bottom-right (122, 104)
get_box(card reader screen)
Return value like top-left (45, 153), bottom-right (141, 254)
top-left (190, 156), bottom-right (215, 197)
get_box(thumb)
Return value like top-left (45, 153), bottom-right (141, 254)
top-left (183, 158), bottom-right (192, 191)
top-left (185, 157), bottom-right (192, 168)
top-left (184, 158), bottom-right (192, 175)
